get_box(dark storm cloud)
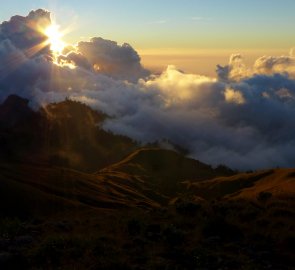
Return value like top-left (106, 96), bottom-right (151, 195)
top-left (1, 9), bottom-right (295, 170)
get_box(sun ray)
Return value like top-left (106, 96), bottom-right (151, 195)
top-left (25, 41), bottom-right (49, 58)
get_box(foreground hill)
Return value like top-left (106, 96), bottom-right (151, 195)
top-left (0, 160), bottom-right (294, 269)
top-left (0, 95), bottom-right (137, 171)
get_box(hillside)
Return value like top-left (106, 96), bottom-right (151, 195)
top-left (0, 162), bottom-right (161, 219)
top-left (1, 161), bottom-right (294, 269)
top-left (190, 168), bottom-right (295, 201)
top-left (0, 95), bottom-right (137, 171)
top-left (0, 95), bottom-right (294, 269)
top-left (101, 148), bottom-right (234, 200)
top-left (0, 148), bottom-right (235, 218)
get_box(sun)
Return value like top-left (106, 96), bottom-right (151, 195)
top-left (44, 24), bottom-right (65, 54)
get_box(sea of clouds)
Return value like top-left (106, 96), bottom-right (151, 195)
top-left (1, 9), bottom-right (295, 170)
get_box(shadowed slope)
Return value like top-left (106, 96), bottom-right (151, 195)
top-left (190, 169), bottom-right (295, 201)
top-left (101, 148), bottom-right (235, 200)
top-left (0, 162), bottom-right (160, 218)
top-left (0, 96), bottom-right (137, 171)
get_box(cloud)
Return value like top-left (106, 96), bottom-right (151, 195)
top-left (216, 54), bottom-right (249, 82)
top-left (1, 9), bottom-right (295, 170)
top-left (254, 55), bottom-right (295, 77)
top-left (224, 88), bottom-right (245, 104)
top-left (57, 51), bottom-right (92, 70)
top-left (101, 67), bottom-right (295, 170)
top-left (218, 53), bottom-right (295, 81)
top-left (77, 37), bottom-right (150, 82)
top-left (0, 9), bottom-right (51, 55)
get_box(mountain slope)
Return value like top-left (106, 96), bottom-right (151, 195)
top-left (0, 96), bottom-right (293, 269)
top-left (190, 168), bottom-right (295, 201)
top-left (0, 162), bottom-right (160, 218)
top-left (1, 161), bottom-right (294, 270)
top-left (101, 148), bottom-right (235, 200)
top-left (0, 147), bottom-right (233, 218)
top-left (0, 95), bottom-right (137, 172)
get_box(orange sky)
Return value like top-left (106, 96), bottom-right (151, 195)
top-left (139, 49), bottom-right (290, 77)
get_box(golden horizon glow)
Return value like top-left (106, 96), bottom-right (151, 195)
top-left (44, 24), bottom-right (66, 55)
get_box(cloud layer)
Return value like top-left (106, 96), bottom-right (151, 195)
top-left (1, 10), bottom-right (295, 170)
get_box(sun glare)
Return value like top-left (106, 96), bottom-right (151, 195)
top-left (44, 24), bottom-right (65, 54)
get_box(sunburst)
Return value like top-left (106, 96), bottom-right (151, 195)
top-left (44, 24), bottom-right (66, 55)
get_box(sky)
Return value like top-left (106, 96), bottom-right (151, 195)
top-left (1, 0), bottom-right (295, 75)
top-left (1, 0), bottom-right (295, 49)
top-left (1, 3), bottom-right (295, 169)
